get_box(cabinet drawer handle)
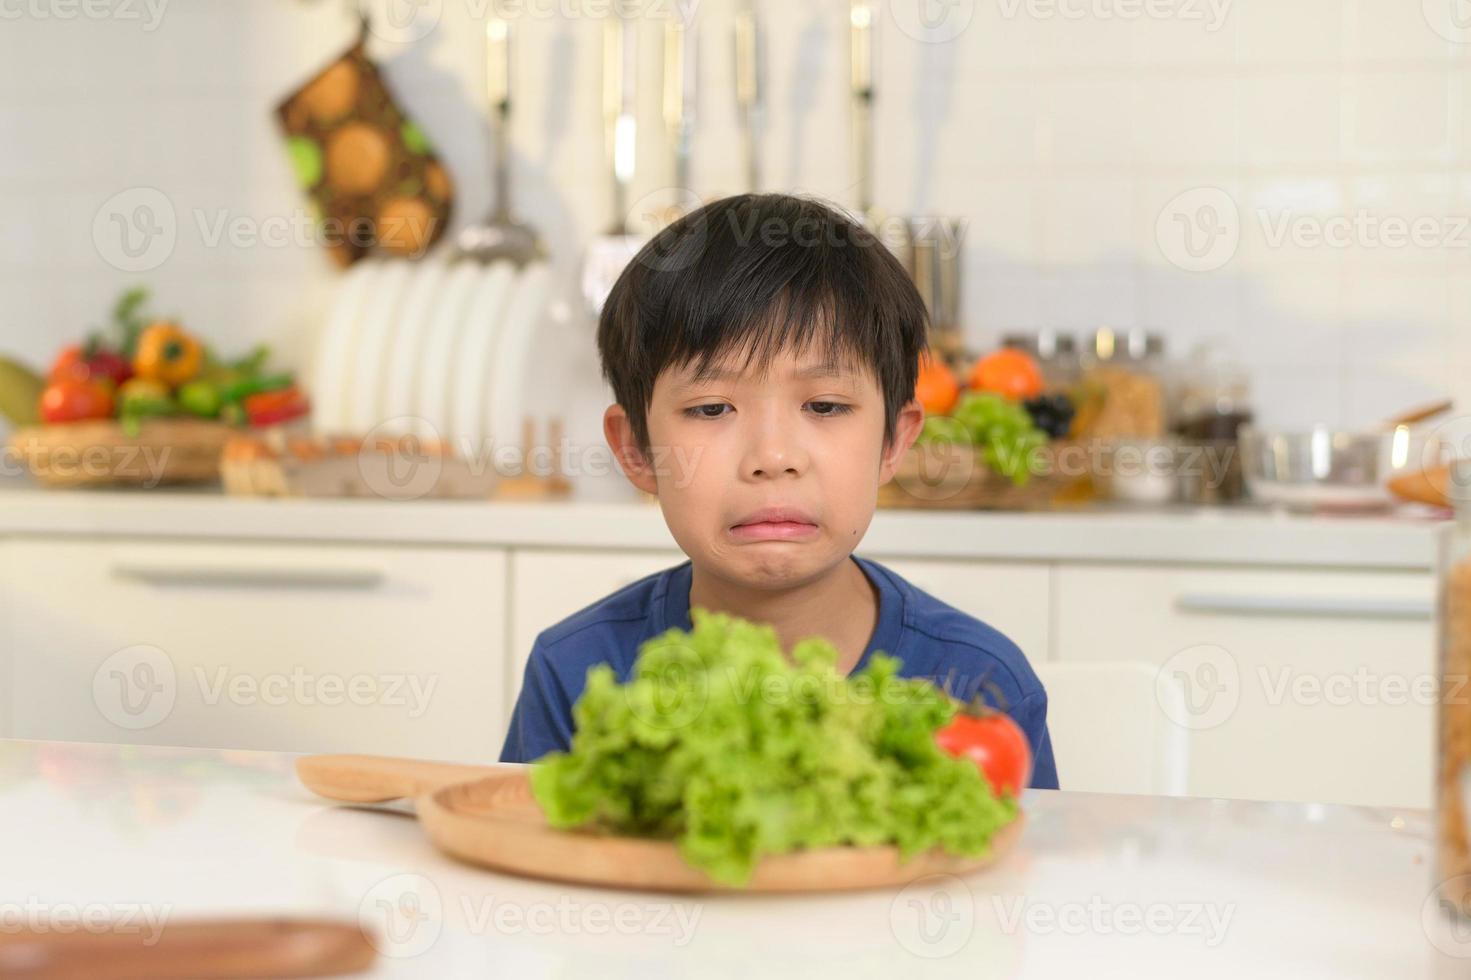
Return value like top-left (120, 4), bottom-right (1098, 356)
top-left (1174, 593), bottom-right (1432, 621)
top-left (111, 564), bottom-right (386, 591)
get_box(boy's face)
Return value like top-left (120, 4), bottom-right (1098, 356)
top-left (604, 346), bottom-right (924, 591)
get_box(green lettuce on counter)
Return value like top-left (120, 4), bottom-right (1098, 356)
top-left (529, 609), bottom-right (1018, 886)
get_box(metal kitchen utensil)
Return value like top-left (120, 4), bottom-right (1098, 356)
top-left (907, 216), bottom-right (965, 363)
top-left (664, 18), bottom-right (697, 201)
top-left (849, 1), bottom-right (911, 267)
top-left (733, 0), bottom-right (763, 191)
top-left (850, 0), bottom-right (875, 225)
top-left (582, 9), bottom-right (647, 317)
top-left (455, 17), bottom-right (542, 266)
top-left (1239, 424), bottom-right (1450, 512)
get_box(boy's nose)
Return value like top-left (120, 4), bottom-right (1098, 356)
top-left (741, 424), bottom-right (809, 480)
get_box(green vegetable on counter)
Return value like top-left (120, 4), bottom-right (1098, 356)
top-left (220, 372), bottom-right (294, 405)
top-left (530, 610), bottom-right (1018, 887)
top-left (0, 356), bottom-right (45, 427)
top-left (919, 392), bottom-right (1048, 487)
top-left (117, 377), bottom-right (173, 416)
top-left (177, 379), bottom-right (223, 418)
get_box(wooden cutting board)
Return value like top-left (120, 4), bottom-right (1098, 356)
top-left (298, 754), bottom-right (1024, 894)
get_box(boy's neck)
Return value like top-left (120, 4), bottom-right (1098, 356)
top-left (687, 555), bottom-right (879, 675)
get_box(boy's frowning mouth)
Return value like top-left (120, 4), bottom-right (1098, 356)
top-left (728, 506), bottom-right (820, 542)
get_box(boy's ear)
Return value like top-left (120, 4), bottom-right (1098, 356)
top-left (603, 404), bottom-right (659, 495)
top-left (878, 397), bottom-right (925, 485)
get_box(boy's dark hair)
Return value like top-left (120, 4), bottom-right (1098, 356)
top-left (596, 193), bottom-right (929, 455)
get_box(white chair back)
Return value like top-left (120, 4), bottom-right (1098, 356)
top-left (1033, 661), bottom-right (1190, 796)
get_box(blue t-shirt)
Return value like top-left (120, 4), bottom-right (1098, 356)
top-left (500, 555), bottom-right (1058, 789)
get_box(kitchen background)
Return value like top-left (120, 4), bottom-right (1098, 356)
top-left (0, 0), bottom-right (1466, 819)
top-left (3, 0), bottom-right (1469, 467)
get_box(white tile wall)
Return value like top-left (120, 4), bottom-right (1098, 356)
top-left (1, 0), bottom-right (1469, 461)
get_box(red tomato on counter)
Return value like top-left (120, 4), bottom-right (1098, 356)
top-left (39, 378), bottom-right (115, 424)
top-left (936, 705), bottom-right (1033, 797)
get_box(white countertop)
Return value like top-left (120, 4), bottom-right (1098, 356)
top-left (0, 739), bottom-right (1459, 978)
top-left (0, 478), bottom-right (1446, 570)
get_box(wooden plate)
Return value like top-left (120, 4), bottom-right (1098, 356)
top-left (298, 755), bottom-right (1024, 894)
top-left (418, 770), bottom-right (1023, 894)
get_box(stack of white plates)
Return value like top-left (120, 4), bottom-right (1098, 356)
top-left (309, 259), bottom-right (553, 463)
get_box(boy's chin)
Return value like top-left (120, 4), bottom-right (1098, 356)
top-left (701, 545), bottom-right (848, 591)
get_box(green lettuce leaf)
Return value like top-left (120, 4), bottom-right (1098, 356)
top-left (529, 609), bottom-right (1019, 886)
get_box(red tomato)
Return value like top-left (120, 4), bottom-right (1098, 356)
top-left (49, 344), bottom-right (133, 387)
top-left (936, 706), bottom-right (1033, 797)
top-left (243, 386), bottom-right (310, 427)
top-left (39, 379), bottom-right (115, 424)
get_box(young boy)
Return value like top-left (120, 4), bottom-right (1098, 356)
top-left (500, 193), bottom-right (1057, 789)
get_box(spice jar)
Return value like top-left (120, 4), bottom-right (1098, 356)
top-left (1172, 342), bottom-right (1252, 504)
top-left (1078, 328), bottom-right (1168, 440)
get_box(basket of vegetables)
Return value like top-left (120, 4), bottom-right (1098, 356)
top-left (3, 289), bottom-right (309, 488)
top-left (879, 348), bottom-right (1084, 510)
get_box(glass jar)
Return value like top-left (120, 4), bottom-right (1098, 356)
top-left (1172, 342), bottom-right (1253, 504)
top-left (1078, 328), bottom-right (1169, 440)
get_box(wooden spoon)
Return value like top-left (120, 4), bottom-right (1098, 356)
top-left (0, 918), bottom-right (374, 980)
top-left (1383, 399), bottom-right (1454, 430)
top-left (295, 754), bottom-right (506, 805)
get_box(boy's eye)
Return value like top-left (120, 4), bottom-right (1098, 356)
top-left (684, 403), bottom-right (731, 420)
top-left (807, 401), bottom-right (853, 417)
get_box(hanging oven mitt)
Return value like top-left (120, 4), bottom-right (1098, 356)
top-left (276, 25), bottom-right (454, 266)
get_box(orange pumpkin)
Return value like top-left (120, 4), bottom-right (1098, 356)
top-left (968, 349), bottom-right (1044, 401)
top-left (914, 352), bottom-right (960, 415)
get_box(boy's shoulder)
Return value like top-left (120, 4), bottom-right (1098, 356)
top-left (857, 557), bottom-right (1045, 704)
top-left (531, 562), bottom-right (679, 662)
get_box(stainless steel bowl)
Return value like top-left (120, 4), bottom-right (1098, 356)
top-left (1239, 425), bottom-right (1445, 511)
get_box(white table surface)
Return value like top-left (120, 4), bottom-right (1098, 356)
top-left (1, 738), bottom-right (1464, 978)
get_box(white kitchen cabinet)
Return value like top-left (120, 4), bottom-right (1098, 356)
top-left (0, 539), bottom-right (508, 763)
top-left (867, 556), bottom-right (1051, 667)
top-left (1053, 564), bottom-right (1436, 808)
top-left (507, 549), bottom-right (685, 710)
